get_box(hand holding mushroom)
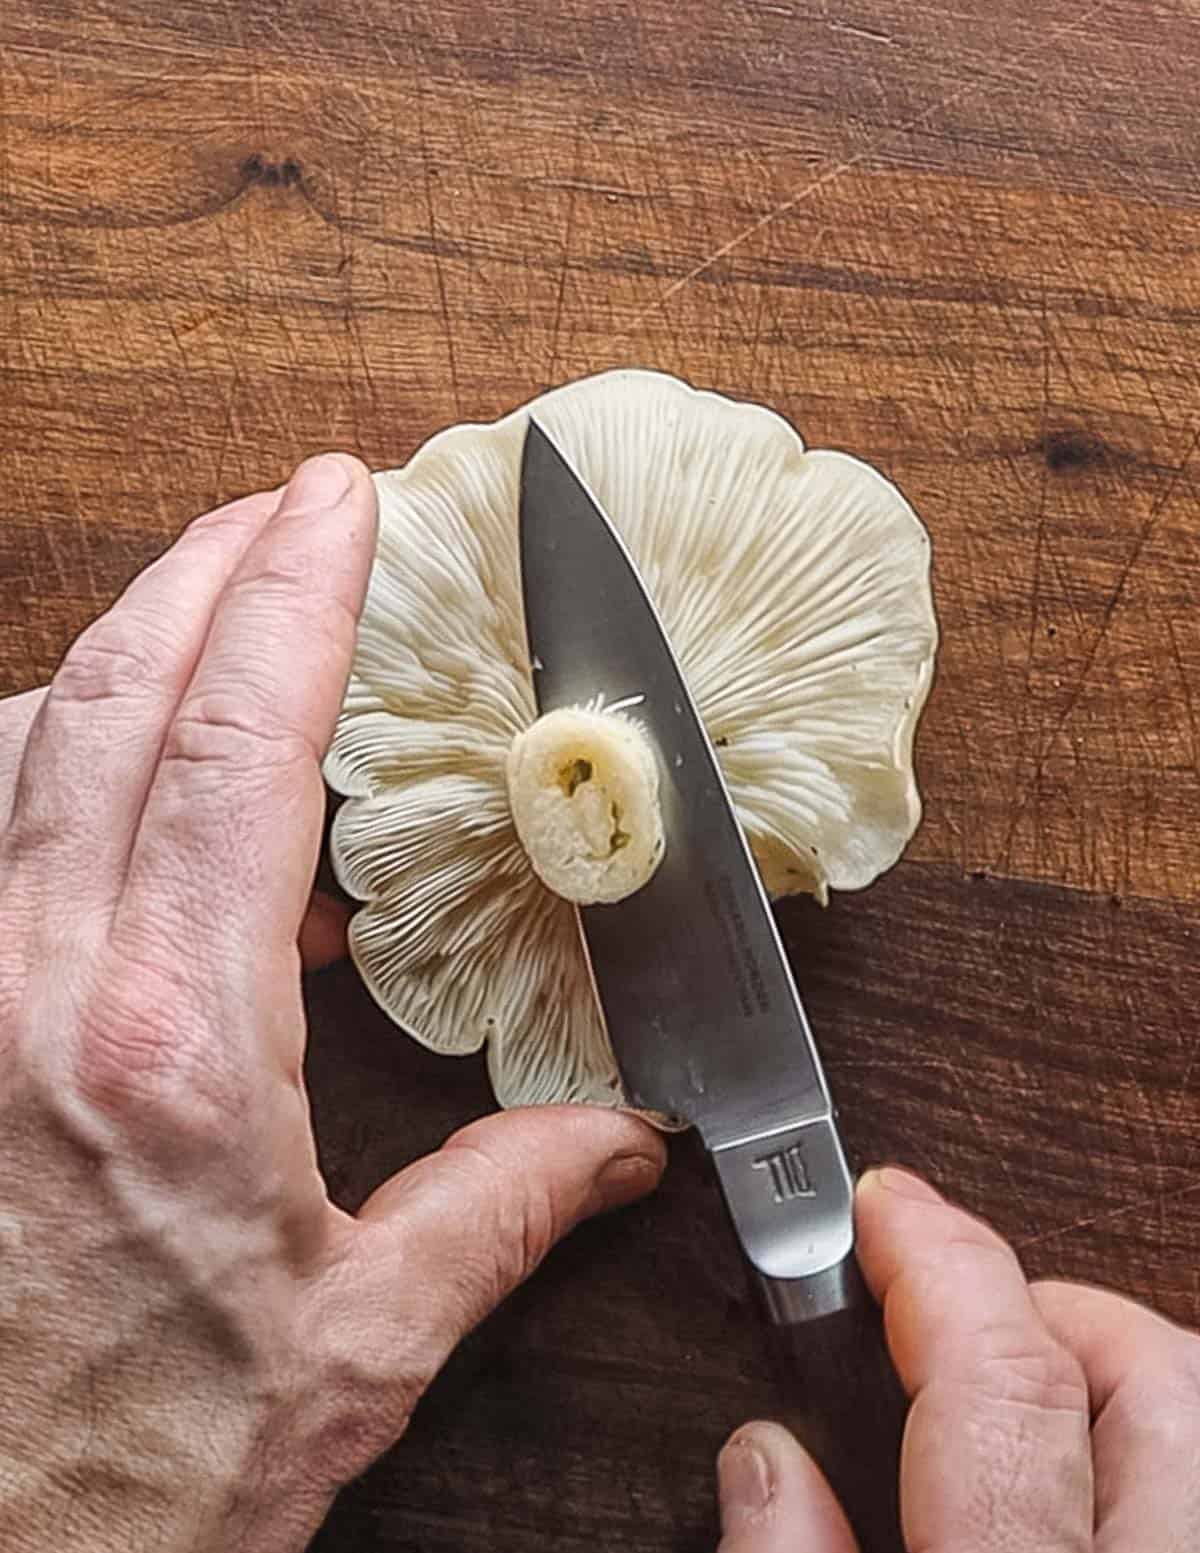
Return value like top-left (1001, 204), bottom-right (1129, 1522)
top-left (0, 454), bottom-right (663, 1553)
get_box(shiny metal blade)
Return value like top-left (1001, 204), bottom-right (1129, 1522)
top-left (519, 420), bottom-right (854, 1293)
top-left (518, 419), bottom-right (837, 1140)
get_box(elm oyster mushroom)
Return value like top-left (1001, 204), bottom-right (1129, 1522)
top-left (323, 369), bottom-right (938, 1114)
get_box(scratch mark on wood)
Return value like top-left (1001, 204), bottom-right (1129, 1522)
top-left (413, 69), bottom-right (461, 420)
top-left (41, 514), bottom-right (71, 595)
top-left (1023, 284), bottom-right (1051, 712)
top-left (625, 0), bottom-right (1109, 330)
top-left (828, 21), bottom-right (894, 45)
top-left (211, 364), bottom-right (241, 507)
top-left (1166, 612), bottom-right (1199, 775)
top-left (959, 1071), bottom-right (1029, 1214)
top-left (996, 422), bottom-right (1200, 870)
top-left (745, 279), bottom-right (769, 392)
top-left (74, 508), bottom-right (101, 614)
top-left (337, 160), bottom-right (381, 444)
top-left (1017, 1176), bottom-right (1200, 1254)
top-left (56, 65), bottom-right (187, 135)
top-left (547, 118), bottom-right (582, 388)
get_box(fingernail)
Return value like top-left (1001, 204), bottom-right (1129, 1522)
top-left (593, 1151), bottom-right (662, 1212)
top-left (284, 453), bottom-right (356, 509)
top-left (717, 1437), bottom-right (771, 1529)
top-left (861, 1165), bottom-right (943, 1203)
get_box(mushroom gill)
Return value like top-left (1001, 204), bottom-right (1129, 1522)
top-left (324, 369), bottom-right (938, 1114)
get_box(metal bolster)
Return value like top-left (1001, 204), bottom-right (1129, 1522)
top-left (712, 1115), bottom-right (856, 1296)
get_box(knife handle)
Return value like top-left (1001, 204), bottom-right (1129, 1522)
top-left (752, 1254), bottom-right (908, 1553)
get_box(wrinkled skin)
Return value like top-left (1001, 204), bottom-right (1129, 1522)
top-left (0, 456), bottom-right (665, 1552)
top-left (717, 1169), bottom-right (1200, 1552)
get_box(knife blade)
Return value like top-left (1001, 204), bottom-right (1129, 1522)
top-left (518, 418), bottom-right (908, 1551)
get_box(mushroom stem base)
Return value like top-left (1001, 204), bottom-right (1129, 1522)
top-left (505, 707), bottom-right (665, 906)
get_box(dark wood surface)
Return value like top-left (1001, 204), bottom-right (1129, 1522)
top-left (3, 2), bottom-right (1199, 1547)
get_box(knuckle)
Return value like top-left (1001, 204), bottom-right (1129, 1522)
top-left (444, 1140), bottom-right (558, 1289)
top-left (184, 488), bottom-right (278, 538)
top-left (227, 553), bottom-right (360, 648)
top-left (162, 694), bottom-right (314, 775)
top-left (75, 1008), bottom-right (169, 1118)
top-left (224, 559), bottom-right (315, 614)
top-left (302, 1303), bottom-right (432, 1484)
top-left (50, 614), bottom-right (161, 709)
top-left (72, 957), bottom-right (238, 1146)
top-left (1094, 1356), bottom-right (1200, 1467)
top-left (303, 1376), bottom-right (411, 1490)
top-left (970, 1321), bottom-right (1088, 1419)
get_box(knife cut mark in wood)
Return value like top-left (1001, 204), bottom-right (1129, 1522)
top-left (996, 422), bottom-right (1200, 878)
top-left (623, 0), bottom-right (1110, 330)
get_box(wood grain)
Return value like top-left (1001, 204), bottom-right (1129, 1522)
top-left (3, 1), bottom-right (1199, 1547)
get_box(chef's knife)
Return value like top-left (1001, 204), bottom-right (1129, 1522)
top-left (518, 418), bottom-right (908, 1552)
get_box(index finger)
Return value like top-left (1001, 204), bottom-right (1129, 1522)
top-left (855, 1168), bottom-right (1093, 1553)
top-left (117, 454), bottom-right (377, 961)
top-left (3, 489), bottom-right (282, 897)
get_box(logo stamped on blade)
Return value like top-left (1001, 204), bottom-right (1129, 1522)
top-left (753, 1143), bottom-right (816, 1204)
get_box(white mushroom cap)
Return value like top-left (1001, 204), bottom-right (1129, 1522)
top-left (324, 370), bottom-right (938, 1113)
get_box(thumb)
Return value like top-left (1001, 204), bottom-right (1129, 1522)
top-left (717, 1422), bottom-right (859, 1553)
top-left (331, 1105), bottom-right (664, 1402)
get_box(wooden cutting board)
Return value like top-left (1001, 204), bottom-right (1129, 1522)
top-left (2, 2), bottom-right (1199, 1548)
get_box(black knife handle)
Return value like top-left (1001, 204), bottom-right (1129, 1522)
top-left (752, 1254), bottom-right (908, 1553)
